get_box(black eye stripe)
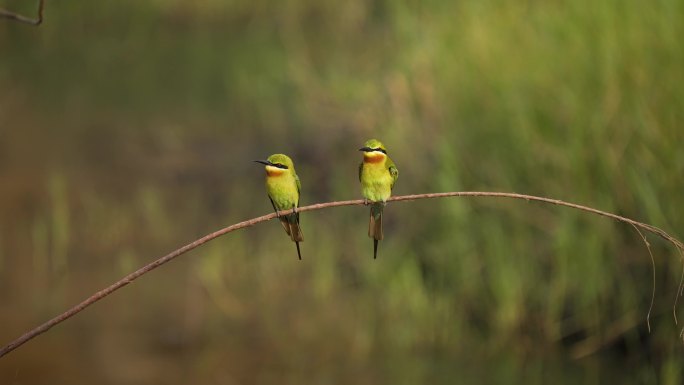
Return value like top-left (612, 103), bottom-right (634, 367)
top-left (373, 148), bottom-right (387, 154)
top-left (273, 163), bottom-right (289, 169)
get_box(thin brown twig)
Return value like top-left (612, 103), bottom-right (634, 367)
top-left (0, 0), bottom-right (44, 25)
top-left (631, 224), bottom-right (656, 333)
top-left (0, 191), bottom-right (682, 359)
top-left (675, 247), bottom-right (684, 325)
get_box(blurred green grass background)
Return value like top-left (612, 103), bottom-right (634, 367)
top-left (1, 0), bottom-right (683, 383)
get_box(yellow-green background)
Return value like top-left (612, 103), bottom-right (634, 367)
top-left (1, 0), bottom-right (683, 383)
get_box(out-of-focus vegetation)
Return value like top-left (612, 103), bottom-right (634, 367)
top-left (1, 0), bottom-right (683, 383)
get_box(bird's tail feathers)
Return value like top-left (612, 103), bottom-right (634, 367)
top-left (368, 203), bottom-right (384, 241)
top-left (373, 239), bottom-right (379, 259)
top-left (295, 241), bottom-right (302, 260)
top-left (289, 215), bottom-right (303, 260)
top-left (289, 221), bottom-right (304, 242)
top-left (279, 214), bottom-right (303, 259)
top-left (279, 214), bottom-right (303, 242)
top-left (279, 217), bottom-right (292, 236)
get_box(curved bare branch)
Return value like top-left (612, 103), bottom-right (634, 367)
top-left (0, 191), bottom-right (681, 358)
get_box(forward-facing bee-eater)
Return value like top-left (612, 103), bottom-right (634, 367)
top-left (254, 154), bottom-right (303, 260)
top-left (358, 139), bottom-right (398, 259)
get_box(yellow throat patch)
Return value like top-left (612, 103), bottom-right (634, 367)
top-left (265, 165), bottom-right (286, 177)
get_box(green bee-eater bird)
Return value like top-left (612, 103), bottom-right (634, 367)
top-left (254, 154), bottom-right (303, 260)
top-left (359, 139), bottom-right (398, 259)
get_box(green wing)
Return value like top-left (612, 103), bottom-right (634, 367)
top-left (294, 172), bottom-right (302, 206)
top-left (293, 172), bottom-right (302, 223)
top-left (387, 157), bottom-right (399, 189)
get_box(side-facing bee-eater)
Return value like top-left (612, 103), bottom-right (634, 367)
top-left (358, 139), bottom-right (398, 259)
top-left (254, 154), bottom-right (303, 260)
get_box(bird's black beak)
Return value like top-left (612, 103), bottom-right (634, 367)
top-left (253, 160), bottom-right (271, 166)
top-left (359, 147), bottom-right (372, 152)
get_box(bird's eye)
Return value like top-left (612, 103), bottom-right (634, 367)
top-left (374, 148), bottom-right (387, 154)
top-left (275, 163), bottom-right (288, 169)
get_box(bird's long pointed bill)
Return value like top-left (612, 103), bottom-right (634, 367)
top-left (253, 160), bottom-right (271, 165)
top-left (359, 147), bottom-right (372, 152)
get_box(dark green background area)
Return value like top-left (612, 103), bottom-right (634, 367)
top-left (1, 0), bottom-right (683, 383)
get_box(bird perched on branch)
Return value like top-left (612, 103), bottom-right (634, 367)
top-left (254, 154), bottom-right (303, 260)
top-left (359, 139), bottom-right (398, 259)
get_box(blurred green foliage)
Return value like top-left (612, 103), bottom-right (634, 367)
top-left (1, 0), bottom-right (683, 383)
